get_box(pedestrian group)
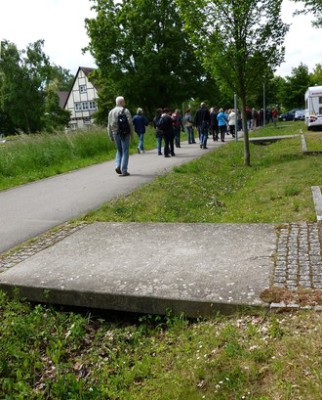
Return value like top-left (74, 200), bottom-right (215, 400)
top-left (107, 96), bottom-right (274, 176)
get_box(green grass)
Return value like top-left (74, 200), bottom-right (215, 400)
top-left (303, 131), bottom-right (322, 152)
top-left (2, 292), bottom-right (322, 399)
top-left (0, 127), bottom-right (160, 191)
top-left (2, 120), bottom-right (322, 398)
top-left (84, 122), bottom-right (320, 224)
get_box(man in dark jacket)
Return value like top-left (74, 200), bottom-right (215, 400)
top-left (210, 107), bottom-right (219, 141)
top-left (158, 108), bottom-right (175, 157)
top-left (194, 102), bottom-right (211, 149)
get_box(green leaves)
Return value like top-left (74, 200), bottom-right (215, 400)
top-left (86, 0), bottom-right (207, 116)
top-left (0, 40), bottom-right (73, 134)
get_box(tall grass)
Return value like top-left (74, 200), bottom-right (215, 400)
top-left (0, 127), bottom-right (160, 191)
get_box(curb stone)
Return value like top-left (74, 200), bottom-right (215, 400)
top-left (0, 222), bottom-right (88, 273)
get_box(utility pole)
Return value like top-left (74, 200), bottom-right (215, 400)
top-left (263, 82), bottom-right (266, 126)
top-left (234, 93), bottom-right (238, 141)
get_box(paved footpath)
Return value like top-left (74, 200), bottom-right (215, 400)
top-left (0, 138), bottom-right (228, 254)
top-left (1, 136), bottom-right (322, 316)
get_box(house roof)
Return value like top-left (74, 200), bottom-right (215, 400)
top-left (58, 91), bottom-right (69, 109)
top-left (62, 66), bottom-right (98, 109)
top-left (79, 67), bottom-right (95, 77)
top-left (69, 66), bottom-right (97, 93)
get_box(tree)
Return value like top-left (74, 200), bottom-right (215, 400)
top-left (0, 40), bottom-right (50, 133)
top-left (84, 0), bottom-right (210, 121)
top-left (279, 63), bottom-right (311, 110)
top-left (177, 0), bottom-right (289, 166)
top-left (0, 40), bottom-right (71, 134)
top-left (50, 65), bottom-right (74, 92)
top-left (310, 63), bottom-right (322, 86)
top-left (293, 0), bottom-right (322, 27)
top-left (43, 81), bottom-right (71, 132)
top-left (269, 75), bottom-right (287, 110)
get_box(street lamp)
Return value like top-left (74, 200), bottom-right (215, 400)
top-left (234, 93), bottom-right (238, 141)
top-left (263, 81), bottom-right (266, 126)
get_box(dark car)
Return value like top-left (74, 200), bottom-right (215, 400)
top-left (278, 110), bottom-right (296, 121)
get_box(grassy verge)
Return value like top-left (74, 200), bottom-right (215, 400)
top-left (2, 292), bottom-right (322, 399)
top-left (83, 122), bottom-right (319, 224)
top-left (0, 127), bottom-right (160, 192)
top-left (303, 131), bottom-right (322, 152)
top-left (2, 121), bottom-right (322, 398)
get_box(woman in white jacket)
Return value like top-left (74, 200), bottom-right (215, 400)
top-left (228, 109), bottom-right (236, 138)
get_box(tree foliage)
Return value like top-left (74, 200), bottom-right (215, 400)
top-left (85, 0), bottom-right (214, 121)
top-left (279, 63), bottom-right (311, 109)
top-left (177, 0), bottom-right (289, 165)
top-left (50, 65), bottom-right (74, 92)
top-left (0, 40), bottom-right (71, 134)
top-left (293, 0), bottom-right (322, 27)
top-left (310, 63), bottom-right (322, 86)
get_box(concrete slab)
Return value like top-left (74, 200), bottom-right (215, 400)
top-left (311, 186), bottom-right (322, 222)
top-left (0, 222), bottom-right (275, 317)
top-left (250, 135), bottom-right (299, 145)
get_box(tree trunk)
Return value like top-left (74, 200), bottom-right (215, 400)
top-left (240, 96), bottom-right (250, 166)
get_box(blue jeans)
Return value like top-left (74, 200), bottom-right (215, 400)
top-left (200, 124), bottom-right (209, 147)
top-left (156, 134), bottom-right (163, 154)
top-left (185, 126), bottom-right (194, 143)
top-left (136, 132), bottom-right (145, 151)
top-left (114, 133), bottom-right (130, 173)
top-left (173, 126), bottom-right (181, 147)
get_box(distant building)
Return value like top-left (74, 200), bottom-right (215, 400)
top-left (63, 67), bottom-right (98, 129)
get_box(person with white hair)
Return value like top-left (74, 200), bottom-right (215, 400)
top-left (132, 107), bottom-right (148, 154)
top-left (108, 96), bottom-right (134, 176)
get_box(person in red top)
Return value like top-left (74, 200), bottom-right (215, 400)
top-left (272, 108), bottom-right (278, 128)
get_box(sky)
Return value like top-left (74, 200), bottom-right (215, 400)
top-left (1, 0), bottom-right (322, 78)
top-left (0, 0), bottom-right (97, 75)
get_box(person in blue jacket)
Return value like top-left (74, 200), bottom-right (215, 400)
top-left (132, 108), bottom-right (148, 153)
top-left (217, 108), bottom-right (228, 142)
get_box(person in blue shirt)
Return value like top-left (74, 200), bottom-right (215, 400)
top-left (217, 108), bottom-right (228, 142)
top-left (132, 108), bottom-right (148, 153)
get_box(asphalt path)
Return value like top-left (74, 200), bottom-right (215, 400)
top-left (0, 137), bottom-right (232, 253)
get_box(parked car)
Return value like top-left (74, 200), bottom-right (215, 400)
top-left (294, 109), bottom-right (305, 121)
top-left (278, 110), bottom-right (296, 121)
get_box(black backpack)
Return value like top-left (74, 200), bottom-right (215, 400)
top-left (117, 108), bottom-right (131, 139)
top-left (156, 116), bottom-right (165, 130)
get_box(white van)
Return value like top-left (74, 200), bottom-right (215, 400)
top-left (305, 86), bottom-right (322, 130)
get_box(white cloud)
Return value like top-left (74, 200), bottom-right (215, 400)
top-left (276, 0), bottom-right (322, 77)
top-left (1, 0), bottom-right (322, 79)
top-left (0, 0), bottom-right (96, 74)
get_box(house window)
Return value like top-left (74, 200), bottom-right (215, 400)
top-left (89, 101), bottom-right (97, 110)
top-left (75, 101), bottom-right (96, 112)
top-left (79, 85), bottom-right (87, 93)
top-left (75, 102), bottom-right (82, 111)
